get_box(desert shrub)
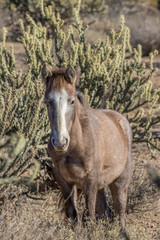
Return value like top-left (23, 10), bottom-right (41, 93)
top-left (0, 0), bottom-right (160, 185)
top-left (0, 133), bottom-right (40, 184)
top-left (1, 0), bottom-right (107, 42)
top-left (146, 164), bottom-right (160, 188)
top-left (4, 0), bottom-right (107, 20)
top-left (110, 0), bottom-right (159, 8)
top-left (139, 0), bottom-right (158, 7)
top-left (0, 27), bottom-right (49, 184)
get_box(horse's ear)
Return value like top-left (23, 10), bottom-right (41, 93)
top-left (41, 63), bottom-right (52, 85)
top-left (65, 65), bottom-right (76, 84)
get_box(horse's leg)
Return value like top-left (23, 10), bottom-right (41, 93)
top-left (109, 154), bottom-right (131, 230)
top-left (53, 167), bottom-right (77, 220)
top-left (84, 177), bottom-right (98, 220)
top-left (109, 181), bottom-right (128, 229)
top-left (96, 188), bottom-right (113, 219)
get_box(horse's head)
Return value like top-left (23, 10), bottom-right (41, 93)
top-left (42, 64), bottom-right (76, 153)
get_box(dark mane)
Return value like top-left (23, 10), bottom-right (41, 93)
top-left (76, 92), bottom-right (90, 108)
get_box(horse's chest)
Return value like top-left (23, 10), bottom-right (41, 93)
top-left (57, 156), bottom-right (87, 187)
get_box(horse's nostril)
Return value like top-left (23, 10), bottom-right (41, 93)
top-left (51, 137), bottom-right (55, 147)
top-left (51, 136), bottom-right (68, 149)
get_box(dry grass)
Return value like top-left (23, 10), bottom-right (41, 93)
top-left (0, 143), bottom-right (159, 240)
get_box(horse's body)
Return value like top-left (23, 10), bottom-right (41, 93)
top-left (42, 65), bottom-right (132, 229)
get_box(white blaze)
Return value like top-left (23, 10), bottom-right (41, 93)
top-left (49, 88), bottom-right (69, 142)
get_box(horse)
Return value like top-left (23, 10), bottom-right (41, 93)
top-left (41, 64), bottom-right (132, 229)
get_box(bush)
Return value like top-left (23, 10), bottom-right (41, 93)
top-left (4, 0), bottom-right (107, 20)
top-left (0, 26), bottom-right (48, 184)
top-left (0, 0), bottom-right (159, 185)
top-left (109, 0), bottom-right (158, 8)
top-left (0, 133), bottom-right (40, 185)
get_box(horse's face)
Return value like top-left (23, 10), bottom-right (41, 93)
top-left (42, 65), bottom-right (76, 153)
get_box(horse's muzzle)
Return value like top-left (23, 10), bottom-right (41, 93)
top-left (51, 137), bottom-right (69, 153)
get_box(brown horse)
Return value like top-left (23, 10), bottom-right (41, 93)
top-left (41, 65), bottom-right (132, 229)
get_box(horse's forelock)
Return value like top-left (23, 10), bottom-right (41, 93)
top-left (46, 69), bottom-right (66, 90)
top-left (45, 70), bottom-right (76, 96)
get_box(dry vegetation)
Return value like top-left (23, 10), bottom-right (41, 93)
top-left (0, 143), bottom-right (159, 240)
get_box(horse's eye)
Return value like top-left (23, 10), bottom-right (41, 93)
top-left (69, 100), bottom-right (75, 106)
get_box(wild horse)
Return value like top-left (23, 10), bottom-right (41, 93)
top-left (41, 65), bottom-right (132, 229)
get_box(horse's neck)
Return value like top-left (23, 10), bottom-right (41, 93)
top-left (70, 100), bottom-right (92, 149)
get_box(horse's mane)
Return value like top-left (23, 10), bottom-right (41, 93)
top-left (76, 92), bottom-right (90, 108)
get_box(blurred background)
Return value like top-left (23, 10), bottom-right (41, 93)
top-left (1, 0), bottom-right (160, 55)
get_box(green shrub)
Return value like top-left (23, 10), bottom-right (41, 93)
top-left (0, 27), bottom-right (48, 183)
top-left (0, 0), bottom-right (159, 185)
